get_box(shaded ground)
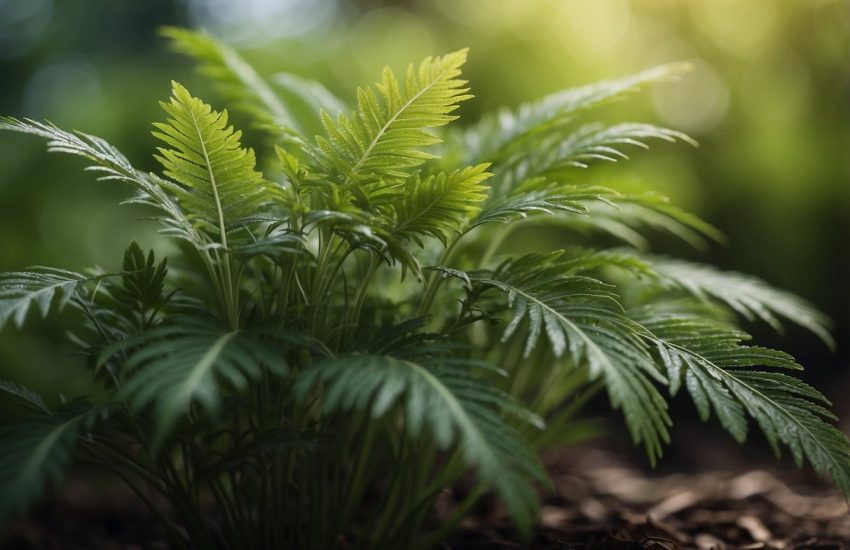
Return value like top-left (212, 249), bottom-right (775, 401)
top-left (444, 449), bottom-right (850, 549)
top-left (4, 449), bottom-right (849, 549)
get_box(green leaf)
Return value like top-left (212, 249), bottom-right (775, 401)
top-left (470, 181), bottom-right (615, 228)
top-left (0, 401), bottom-right (100, 522)
top-left (153, 81), bottom-right (277, 244)
top-left (162, 27), bottom-right (302, 134)
top-left (0, 380), bottom-right (50, 414)
top-left (458, 63), bottom-right (689, 164)
top-left (645, 256), bottom-right (833, 346)
top-left (113, 242), bottom-right (168, 313)
top-left (295, 352), bottom-right (544, 533)
top-left (640, 313), bottom-right (850, 495)
top-left (470, 253), bottom-right (671, 463)
top-left (392, 164), bottom-right (490, 245)
top-left (0, 268), bottom-right (94, 330)
top-left (0, 117), bottom-right (199, 244)
top-left (315, 49), bottom-right (472, 207)
top-left (493, 123), bottom-right (695, 193)
top-left (553, 194), bottom-right (723, 249)
top-left (100, 317), bottom-right (290, 444)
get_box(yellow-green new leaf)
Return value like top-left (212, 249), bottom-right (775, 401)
top-left (316, 49), bottom-right (472, 207)
top-left (393, 164), bottom-right (491, 246)
top-left (153, 82), bottom-right (275, 244)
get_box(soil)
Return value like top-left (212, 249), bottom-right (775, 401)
top-left (3, 449), bottom-right (849, 549)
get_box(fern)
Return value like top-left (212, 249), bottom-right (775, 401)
top-left (98, 316), bottom-right (289, 442)
top-left (392, 164), bottom-right (490, 245)
top-left (470, 181), bottom-right (616, 228)
top-left (296, 351), bottom-right (544, 530)
top-left (469, 253), bottom-right (671, 462)
top-left (162, 26), bottom-right (343, 137)
top-left (644, 256), bottom-right (833, 345)
top-left (456, 63), bottom-right (689, 164)
top-left (0, 268), bottom-right (104, 330)
top-left (549, 195), bottom-right (724, 250)
top-left (0, 400), bottom-right (100, 521)
top-left (153, 82), bottom-right (276, 245)
top-left (637, 313), bottom-right (850, 493)
top-left (0, 117), bottom-right (201, 245)
top-left (315, 49), bottom-right (471, 208)
top-left (494, 123), bottom-right (695, 192)
top-left (0, 380), bottom-right (50, 414)
top-left (0, 32), bottom-right (845, 549)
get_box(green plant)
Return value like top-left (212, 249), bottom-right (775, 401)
top-left (1, 28), bottom-right (847, 549)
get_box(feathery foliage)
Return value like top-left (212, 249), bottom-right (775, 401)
top-left (98, 317), bottom-right (289, 443)
top-left (637, 313), bottom-right (850, 493)
top-left (392, 164), bottom-right (490, 245)
top-left (0, 28), bottom-right (845, 550)
top-left (469, 254), bottom-right (671, 463)
top-left (645, 255), bottom-right (834, 345)
top-left (296, 351), bottom-right (544, 529)
top-left (315, 49), bottom-right (471, 209)
top-left (0, 401), bottom-right (100, 521)
top-left (162, 26), bottom-right (302, 133)
top-left (153, 81), bottom-right (275, 244)
top-left (0, 268), bottom-right (102, 330)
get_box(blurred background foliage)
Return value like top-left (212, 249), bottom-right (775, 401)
top-left (1, 0), bottom-right (848, 456)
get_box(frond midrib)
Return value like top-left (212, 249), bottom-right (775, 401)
top-left (187, 106), bottom-right (228, 248)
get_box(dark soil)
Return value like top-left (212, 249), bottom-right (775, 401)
top-left (4, 449), bottom-right (848, 549)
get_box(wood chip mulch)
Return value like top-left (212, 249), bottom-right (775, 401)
top-left (443, 450), bottom-right (850, 549)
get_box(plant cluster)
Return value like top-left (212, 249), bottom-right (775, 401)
top-left (1, 28), bottom-right (847, 549)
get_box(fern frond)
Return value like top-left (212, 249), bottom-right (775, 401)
top-left (470, 181), bottom-right (616, 229)
top-left (0, 400), bottom-right (100, 522)
top-left (315, 49), bottom-right (472, 207)
top-left (458, 63), bottom-right (689, 164)
top-left (295, 352), bottom-right (544, 532)
top-left (494, 123), bottom-right (695, 194)
top-left (470, 253), bottom-right (670, 462)
top-left (99, 317), bottom-right (290, 443)
top-left (162, 27), bottom-right (301, 134)
top-left (392, 164), bottom-right (490, 245)
top-left (639, 313), bottom-right (850, 494)
top-left (0, 117), bottom-right (201, 244)
top-left (153, 81), bottom-right (276, 244)
top-left (543, 122), bottom-right (696, 170)
top-left (645, 256), bottom-right (832, 346)
top-left (0, 268), bottom-right (105, 330)
top-left (0, 380), bottom-right (50, 414)
top-left (557, 248), bottom-right (659, 279)
top-left (553, 195), bottom-right (723, 249)
top-left (272, 72), bottom-right (347, 125)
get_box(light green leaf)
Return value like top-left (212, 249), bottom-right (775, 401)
top-left (315, 49), bottom-right (472, 208)
top-left (153, 81), bottom-right (277, 244)
top-left (393, 164), bottom-right (490, 245)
